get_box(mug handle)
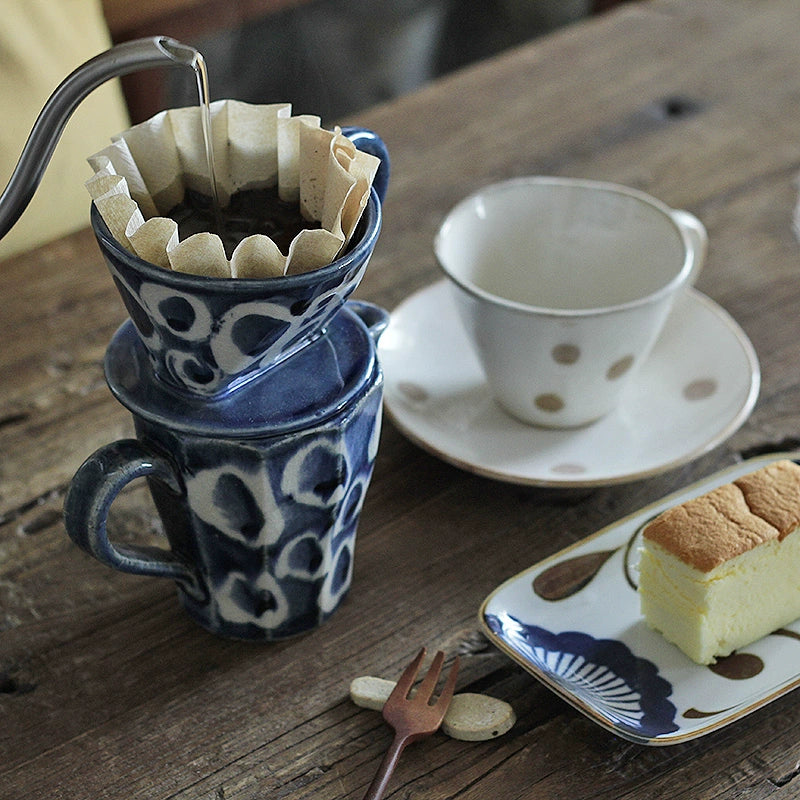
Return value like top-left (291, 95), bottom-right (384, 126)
top-left (671, 209), bottom-right (708, 285)
top-left (63, 439), bottom-right (198, 589)
top-left (341, 126), bottom-right (390, 204)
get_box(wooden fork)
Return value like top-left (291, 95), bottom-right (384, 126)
top-left (362, 648), bottom-right (460, 800)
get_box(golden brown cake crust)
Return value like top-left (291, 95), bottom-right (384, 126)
top-left (642, 460), bottom-right (800, 572)
top-left (732, 459), bottom-right (800, 536)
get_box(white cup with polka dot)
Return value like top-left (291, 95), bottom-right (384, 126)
top-left (435, 176), bottom-right (707, 428)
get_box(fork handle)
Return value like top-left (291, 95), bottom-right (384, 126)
top-left (362, 733), bottom-right (409, 800)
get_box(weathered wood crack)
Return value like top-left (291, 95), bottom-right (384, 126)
top-left (0, 484), bottom-right (68, 532)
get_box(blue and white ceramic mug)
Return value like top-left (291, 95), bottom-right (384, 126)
top-left (64, 301), bottom-right (387, 641)
top-left (93, 127), bottom-right (389, 398)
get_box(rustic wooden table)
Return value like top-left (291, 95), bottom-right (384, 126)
top-left (3, 0), bottom-right (800, 797)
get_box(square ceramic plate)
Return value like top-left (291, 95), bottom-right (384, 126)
top-left (480, 453), bottom-right (800, 745)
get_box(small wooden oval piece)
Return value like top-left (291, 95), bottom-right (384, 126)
top-left (440, 692), bottom-right (516, 741)
top-left (350, 676), bottom-right (394, 710)
top-left (349, 677), bottom-right (516, 740)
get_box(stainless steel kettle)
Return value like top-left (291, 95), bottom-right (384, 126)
top-left (0, 36), bottom-right (200, 240)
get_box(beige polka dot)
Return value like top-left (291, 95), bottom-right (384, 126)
top-left (552, 344), bottom-right (580, 365)
top-left (535, 393), bottom-right (564, 412)
top-left (551, 463), bottom-right (587, 475)
top-left (684, 378), bottom-right (717, 401)
top-left (398, 381), bottom-right (429, 403)
top-left (607, 355), bottom-right (634, 380)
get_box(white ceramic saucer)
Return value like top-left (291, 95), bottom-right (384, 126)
top-left (378, 280), bottom-right (760, 487)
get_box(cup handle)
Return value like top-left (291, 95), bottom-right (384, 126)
top-left (671, 209), bottom-right (708, 285)
top-left (340, 126), bottom-right (390, 204)
top-left (63, 439), bottom-right (198, 589)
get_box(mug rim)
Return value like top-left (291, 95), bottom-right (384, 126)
top-left (91, 186), bottom-right (382, 289)
top-left (434, 176), bottom-right (700, 318)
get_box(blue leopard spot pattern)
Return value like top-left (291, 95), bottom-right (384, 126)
top-left (141, 384), bottom-right (382, 640)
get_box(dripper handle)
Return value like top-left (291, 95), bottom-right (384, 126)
top-left (347, 300), bottom-right (390, 343)
top-left (0, 36), bottom-right (199, 241)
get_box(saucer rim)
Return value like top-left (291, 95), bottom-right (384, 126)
top-left (379, 280), bottom-right (760, 488)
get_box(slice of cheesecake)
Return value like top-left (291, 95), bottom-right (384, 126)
top-left (639, 459), bottom-right (800, 664)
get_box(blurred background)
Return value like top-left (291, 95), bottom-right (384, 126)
top-left (105, 0), bottom-right (627, 124)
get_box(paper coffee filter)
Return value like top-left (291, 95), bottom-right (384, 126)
top-left (86, 100), bottom-right (380, 279)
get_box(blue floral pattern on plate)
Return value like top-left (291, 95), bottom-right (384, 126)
top-left (484, 612), bottom-right (679, 740)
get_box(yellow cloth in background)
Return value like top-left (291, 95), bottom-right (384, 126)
top-left (0, 0), bottom-right (129, 260)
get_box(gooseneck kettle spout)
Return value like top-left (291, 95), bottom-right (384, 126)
top-left (0, 36), bottom-right (200, 241)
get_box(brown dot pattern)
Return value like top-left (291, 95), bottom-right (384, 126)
top-left (551, 463), bottom-right (588, 475)
top-left (606, 355), bottom-right (635, 380)
top-left (535, 393), bottom-right (565, 412)
top-left (683, 378), bottom-right (717, 401)
top-left (552, 344), bottom-right (581, 364)
top-left (398, 381), bottom-right (429, 403)
top-left (536, 345), bottom-right (637, 416)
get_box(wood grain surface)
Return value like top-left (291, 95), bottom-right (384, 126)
top-left (3, 1), bottom-right (800, 797)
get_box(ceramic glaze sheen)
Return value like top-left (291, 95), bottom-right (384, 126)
top-left (64, 302), bottom-right (387, 640)
top-left (92, 126), bottom-right (389, 399)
